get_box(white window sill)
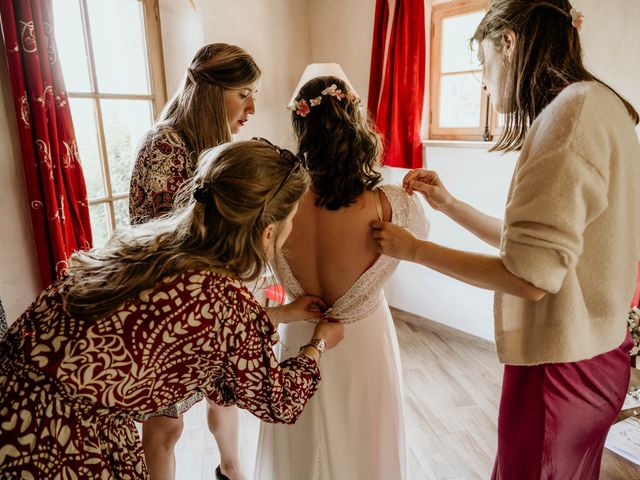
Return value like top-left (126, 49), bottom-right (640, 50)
top-left (422, 140), bottom-right (496, 149)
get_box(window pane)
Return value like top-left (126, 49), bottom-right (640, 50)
top-left (87, 0), bottom-right (150, 94)
top-left (114, 199), bottom-right (130, 229)
top-left (89, 202), bottom-right (110, 247)
top-left (441, 11), bottom-right (485, 74)
top-left (69, 98), bottom-right (105, 198)
top-left (439, 74), bottom-right (482, 128)
top-left (101, 99), bottom-right (154, 195)
top-left (52, 0), bottom-right (92, 92)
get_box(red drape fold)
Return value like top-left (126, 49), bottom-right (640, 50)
top-left (367, 0), bottom-right (426, 169)
top-left (367, 0), bottom-right (389, 118)
top-left (0, 0), bottom-right (92, 287)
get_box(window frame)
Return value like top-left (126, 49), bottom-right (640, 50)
top-left (429, 0), bottom-right (498, 142)
top-left (65, 0), bottom-right (167, 234)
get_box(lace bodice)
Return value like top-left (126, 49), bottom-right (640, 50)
top-left (273, 184), bottom-right (429, 323)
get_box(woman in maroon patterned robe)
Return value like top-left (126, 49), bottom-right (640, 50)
top-left (0, 140), bottom-right (344, 479)
top-left (128, 43), bottom-right (261, 480)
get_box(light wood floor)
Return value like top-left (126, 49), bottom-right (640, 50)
top-left (171, 309), bottom-right (640, 480)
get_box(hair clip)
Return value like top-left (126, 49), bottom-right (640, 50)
top-left (193, 183), bottom-right (210, 204)
top-left (187, 68), bottom-right (197, 84)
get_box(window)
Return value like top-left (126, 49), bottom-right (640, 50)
top-left (429, 0), bottom-right (498, 141)
top-left (52, 0), bottom-right (166, 246)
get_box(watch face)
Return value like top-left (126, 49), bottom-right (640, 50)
top-left (317, 339), bottom-right (327, 353)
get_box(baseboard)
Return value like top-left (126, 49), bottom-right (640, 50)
top-left (390, 306), bottom-right (496, 351)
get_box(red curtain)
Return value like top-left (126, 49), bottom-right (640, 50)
top-left (367, 0), bottom-right (390, 119)
top-left (367, 0), bottom-right (426, 169)
top-left (0, 0), bottom-right (92, 288)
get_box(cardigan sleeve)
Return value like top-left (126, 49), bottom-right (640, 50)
top-left (501, 147), bottom-right (609, 294)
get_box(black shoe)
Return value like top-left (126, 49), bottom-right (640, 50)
top-left (215, 465), bottom-right (231, 480)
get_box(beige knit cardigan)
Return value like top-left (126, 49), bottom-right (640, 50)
top-left (495, 81), bottom-right (640, 365)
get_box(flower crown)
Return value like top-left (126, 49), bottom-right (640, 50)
top-left (289, 83), bottom-right (359, 117)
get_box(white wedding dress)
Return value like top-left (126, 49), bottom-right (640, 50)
top-left (254, 184), bottom-right (428, 480)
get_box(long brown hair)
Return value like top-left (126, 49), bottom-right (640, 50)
top-left (292, 76), bottom-right (382, 210)
top-left (473, 0), bottom-right (639, 152)
top-left (65, 141), bottom-right (309, 321)
top-left (158, 43), bottom-right (261, 158)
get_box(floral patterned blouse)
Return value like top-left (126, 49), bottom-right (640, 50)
top-left (129, 125), bottom-right (196, 225)
top-left (0, 271), bottom-right (320, 479)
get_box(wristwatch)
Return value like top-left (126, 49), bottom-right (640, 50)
top-left (301, 337), bottom-right (327, 355)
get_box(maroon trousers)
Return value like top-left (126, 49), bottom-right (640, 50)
top-left (491, 333), bottom-right (633, 480)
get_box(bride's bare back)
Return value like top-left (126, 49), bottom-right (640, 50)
top-left (283, 189), bottom-right (392, 305)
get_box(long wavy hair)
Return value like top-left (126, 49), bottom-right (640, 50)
top-left (473, 0), bottom-right (639, 152)
top-left (292, 76), bottom-right (383, 210)
top-left (65, 141), bottom-right (309, 322)
top-left (158, 43), bottom-right (261, 158)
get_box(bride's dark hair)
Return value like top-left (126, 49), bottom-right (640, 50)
top-left (292, 76), bottom-right (382, 210)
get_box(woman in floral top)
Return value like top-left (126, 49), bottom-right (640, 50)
top-left (0, 140), bottom-right (344, 479)
top-left (130, 43), bottom-right (259, 225)
top-left (129, 43), bottom-right (261, 480)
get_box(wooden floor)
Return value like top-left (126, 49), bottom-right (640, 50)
top-left (171, 309), bottom-right (640, 479)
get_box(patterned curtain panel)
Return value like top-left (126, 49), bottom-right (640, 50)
top-left (0, 298), bottom-right (6, 339)
top-left (0, 0), bottom-right (92, 287)
top-left (367, 0), bottom-right (426, 169)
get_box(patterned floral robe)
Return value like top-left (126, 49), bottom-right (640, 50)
top-left (129, 125), bottom-right (196, 225)
top-left (0, 271), bottom-right (320, 479)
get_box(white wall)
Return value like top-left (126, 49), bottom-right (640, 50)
top-left (159, 0), bottom-right (311, 150)
top-left (383, 148), bottom-right (517, 341)
top-left (0, 41), bottom-right (41, 322)
top-left (307, 0), bottom-right (377, 103)
top-left (576, 0), bottom-right (640, 136)
top-left (157, 0), bottom-right (206, 97)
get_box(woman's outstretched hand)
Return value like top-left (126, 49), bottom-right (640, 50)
top-left (371, 221), bottom-right (420, 261)
top-left (281, 295), bottom-right (327, 323)
top-left (403, 169), bottom-right (455, 213)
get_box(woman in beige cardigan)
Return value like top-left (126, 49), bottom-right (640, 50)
top-left (372, 1), bottom-right (640, 478)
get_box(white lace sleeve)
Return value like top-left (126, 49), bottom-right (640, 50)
top-left (379, 184), bottom-right (429, 239)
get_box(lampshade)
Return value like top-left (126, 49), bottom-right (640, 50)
top-left (287, 63), bottom-right (357, 109)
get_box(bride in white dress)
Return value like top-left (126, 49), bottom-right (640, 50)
top-left (254, 76), bottom-right (428, 480)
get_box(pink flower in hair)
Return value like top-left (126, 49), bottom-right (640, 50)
top-left (296, 99), bottom-right (311, 117)
top-left (309, 96), bottom-right (322, 106)
top-left (321, 84), bottom-right (345, 101)
top-left (321, 84), bottom-right (338, 96)
top-left (570, 8), bottom-right (584, 31)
